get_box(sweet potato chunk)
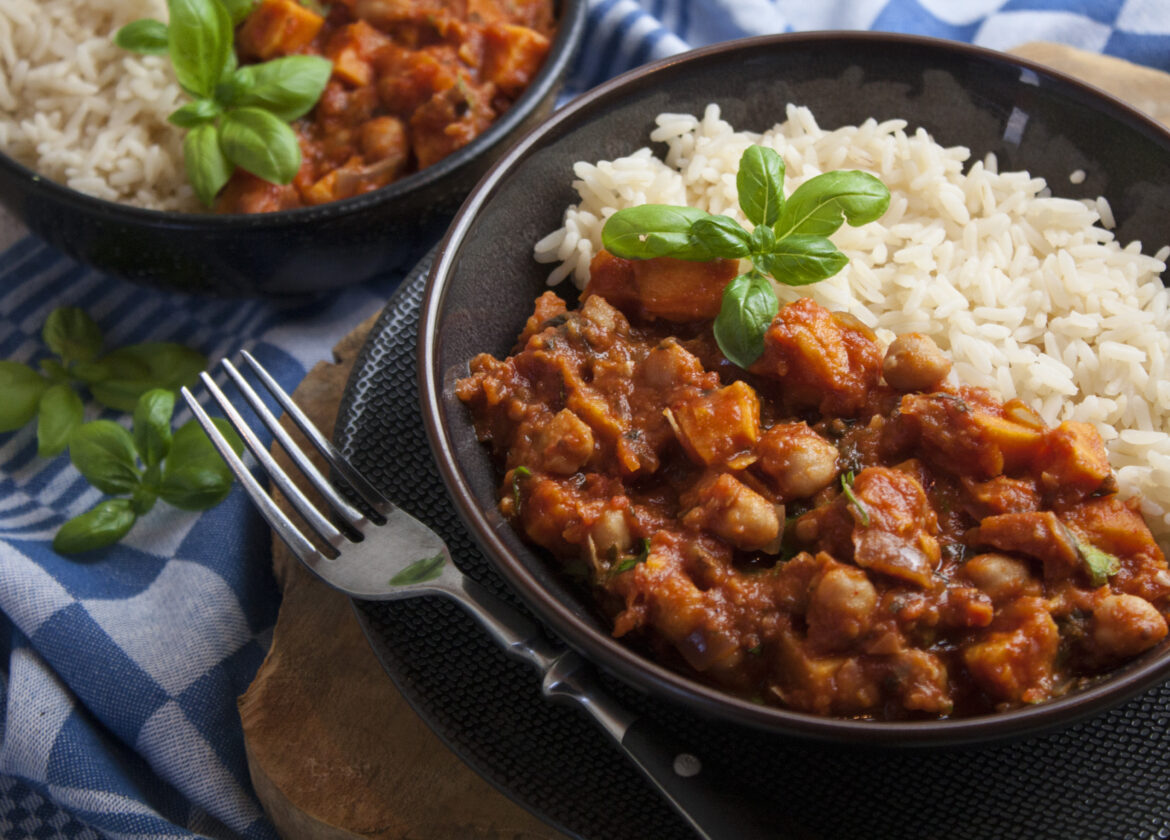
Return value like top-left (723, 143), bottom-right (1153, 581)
top-left (482, 23), bottom-right (550, 95)
top-left (963, 596), bottom-right (1060, 705)
top-left (631, 256), bottom-right (737, 322)
top-left (753, 297), bottom-right (882, 415)
top-left (237, 0), bottom-right (325, 60)
top-left (667, 380), bottom-right (761, 468)
top-left (1036, 421), bottom-right (1113, 498)
top-left (849, 467), bottom-right (940, 587)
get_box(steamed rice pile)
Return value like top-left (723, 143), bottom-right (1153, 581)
top-left (0, 0), bottom-right (198, 210)
top-left (534, 103), bottom-right (1170, 544)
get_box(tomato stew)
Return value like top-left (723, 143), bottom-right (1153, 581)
top-left (220, 0), bottom-right (555, 212)
top-left (456, 251), bottom-right (1170, 720)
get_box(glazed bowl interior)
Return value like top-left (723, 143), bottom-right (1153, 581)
top-left (0, 0), bottom-right (585, 296)
top-left (421, 32), bottom-right (1170, 746)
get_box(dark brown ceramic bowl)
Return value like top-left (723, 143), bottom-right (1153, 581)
top-left (421, 32), bottom-right (1170, 746)
top-left (0, 0), bottom-right (585, 296)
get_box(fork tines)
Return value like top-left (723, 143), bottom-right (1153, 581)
top-left (180, 350), bottom-right (393, 564)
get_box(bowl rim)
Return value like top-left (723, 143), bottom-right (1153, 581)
top-left (420, 30), bottom-right (1170, 746)
top-left (0, 0), bottom-right (587, 227)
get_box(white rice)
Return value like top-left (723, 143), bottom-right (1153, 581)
top-left (534, 103), bottom-right (1170, 543)
top-left (0, 0), bottom-right (199, 211)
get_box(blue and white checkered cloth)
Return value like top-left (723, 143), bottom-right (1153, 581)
top-left (2, 1), bottom-right (1169, 837)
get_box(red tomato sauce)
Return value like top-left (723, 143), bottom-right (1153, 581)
top-left (456, 251), bottom-right (1170, 720)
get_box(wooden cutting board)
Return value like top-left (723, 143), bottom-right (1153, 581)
top-left (238, 42), bottom-right (1170, 840)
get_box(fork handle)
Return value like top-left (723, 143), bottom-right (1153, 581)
top-left (452, 578), bottom-right (787, 840)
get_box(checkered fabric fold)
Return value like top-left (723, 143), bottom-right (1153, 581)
top-left (3, 1), bottom-right (1169, 837)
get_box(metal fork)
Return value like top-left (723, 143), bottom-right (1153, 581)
top-left (181, 350), bottom-right (779, 840)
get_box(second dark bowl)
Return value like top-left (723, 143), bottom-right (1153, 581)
top-left (0, 0), bottom-right (585, 296)
top-left (421, 32), bottom-right (1170, 746)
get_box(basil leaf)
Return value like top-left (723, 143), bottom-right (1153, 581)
top-left (748, 223), bottom-right (775, 254)
top-left (43, 307), bottom-right (103, 365)
top-left (133, 389), bottom-right (176, 469)
top-left (0, 361), bottom-right (48, 432)
top-left (114, 19), bottom-right (170, 55)
top-left (184, 123), bottom-right (233, 207)
top-left (601, 205), bottom-right (714, 261)
top-left (1074, 535), bottom-right (1121, 587)
top-left (773, 170), bottom-right (890, 239)
top-left (690, 215), bottom-right (750, 259)
top-left (131, 484), bottom-right (159, 516)
top-left (220, 0), bottom-right (257, 25)
top-left (70, 360), bottom-right (110, 383)
top-left (158, 418), bottom-right (243, 510)
top-left (220, 107), bottom-right (302, 185)
top-left (53, 499), bottom-right (138, 555)
top-left (69, 420), bottom-right (141, 495)
top-left (37, 385), bottom-right (84, 458)
top-left (840, 470), bottom-right (870, 527)
top-left (234, 55), bottom-right (333, 122)
top-left (757, 235), bottom-right (849, 286)
top-left (40, 359), bottom-right (69, 383)
top-left (389, 553), bottom-right (447, 586)
top-left (736, 145), bottom-right (785, 227)
top-left (88, 343), bottom-right (208, 412)
top-left (167, 0), bottom-right (233, 99)
top-left (712, 272), bottom-right (778, 369)
top-left (215, 66), bottom-right (255, 107)
top-left (169, 99), bottom-right (222, 128)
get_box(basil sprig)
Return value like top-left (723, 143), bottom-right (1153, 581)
top-left (601, 145), bottom-right (890, 368)
top-left (54, 389), bottom-right (245, 554)
top-left (1, 307), bottom-right (205, 456)
top-left (115, 0), bottom-right (331, 206)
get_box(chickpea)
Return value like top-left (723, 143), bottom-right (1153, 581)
top-left (639, 340), bottom-right (704, 389)
top-left (807, 565), bottom-right (878, 652)
top-left (756, 423), bottom-right (839, 500)
top-left (882, 333), bottom-right (952, 392)
top-left (681, 473), bottom-right (779, 551)
top-left (1092, 594), bottom-right (1168, 659)
top-left (590, 508), bottom-right (631, 555)
top-left (960, 553), bottom-right (1036, 604)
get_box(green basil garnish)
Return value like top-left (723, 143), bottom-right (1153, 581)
top-left (601, 146), bottom-right (889, 368)
top-left (220, 106), bottom-right (302, 185)
top-left (840, 470), bottom-right (870, 527)
top-left (184, 122), bottom-right (234, 207)
top-left (712, 272), bottom-right (779, 370)
top-left (158, 418), bottom-right (243, 510)
top-left (167, 0), bottom-right (233, 99)
top-left (114, 0), bottom-right (332, 206)
top-left (113, 19), bottom-right (170, 55)
top-left (390, 553), bottom-right (447, 586)
top-left (54, 499), bottom-right (139, 555)
top-left (1074, 535), bottom-right (1122, 587)
top-left (0, 360), bottom-right (49, 432)
top-left (69, 420), bottom-right (142, 496)
top-left (233, 55), bottom-right (334, 122)
top-left (133, 389), bottom-right (176, 469)
top-left (42, 307), bottom-right (103, 365)
top-left (37, 384), bottom-right (85, 458)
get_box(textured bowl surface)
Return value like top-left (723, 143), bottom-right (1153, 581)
top-left (0, 0), bottom-right (585, 296)
top-left (421, 31), bottom-right (1170, 746)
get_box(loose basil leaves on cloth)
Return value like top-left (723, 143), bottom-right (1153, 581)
top-left (115, 0), bottom-right (331, 205)
top-left (55, 389), bottom-right (245, 554)
top-left (601, 145), bottom-right (890, 368)
top-left (1, 307), bottom-right (206, 456)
